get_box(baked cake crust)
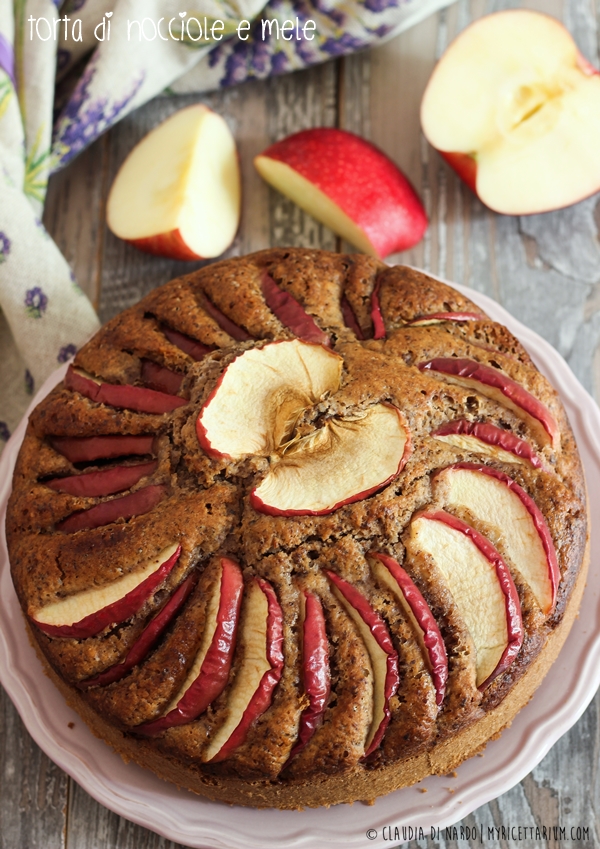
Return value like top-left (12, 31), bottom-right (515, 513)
top-left (6, 248), bottom-right (588, 809)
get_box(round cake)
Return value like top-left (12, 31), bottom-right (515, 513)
top-left (6, 248), bottom-right (588, 809)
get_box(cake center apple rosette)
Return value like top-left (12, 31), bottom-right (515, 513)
top-left (6, 249), bottom-right (586, 789)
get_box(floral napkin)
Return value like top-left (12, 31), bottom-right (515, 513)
top-left (0, 0), bottom-right (455, 450)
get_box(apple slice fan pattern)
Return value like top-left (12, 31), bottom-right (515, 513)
top-left (6, 249), bottom-right (587, 809)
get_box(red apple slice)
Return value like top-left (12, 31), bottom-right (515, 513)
top-left (288, 591), bottom-right (330, 759)
top-left (418, 358), bottom-right (559, 449)
top-left (261, 273), bottom-right (330, 346)
top-left (57, 484), bottom-right (165, 533)
top-left (106, 104), bottom-right (241, 260)
top-left (197, 340), bottom-right (343, 460)
top-left (432, 420), bottom-right (544, 469)
top-left (407, 312), bottom-right (486, 326)
top-left (371, 280), bottom-right (386, 339)
top-left (137, 557), bottom-right (244, 734)
top-left (254, 128), bottom-right (427, 259)
top-left (46, 460), bottom-right (157, 498)
top-left (369, 552), bottom-right (447, 705)
top-left (161, 325), bottom-right (214, 361)
top-left (204, 577), bottom-right (284, 762)
top-left (32, 544), bottom-right (181, 639)
top-left (66, 366), bottom-right (186, 414)
top-left (250, 404), bottom-right (410, 516)
top-left (199, 292), bottom-right (253, 342)
top-left (409, 511), bottom-right (523, 688)
top-left (140, 361), bottom-right (183, 395)
top-left (326, 571), bottom-right (399, 756)
top-left (50, 435), bottom-right (156, 463)
top-left (80, 572), bottom-right (197, 689)
top-left (434, 463), bottom-right (560, 615)
top-left (340, 296), bottom-right (364, 339)
top-left (421, 10), bottom-right (600, 215)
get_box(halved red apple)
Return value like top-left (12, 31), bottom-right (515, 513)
top-left (32, 544), bottom-right (181, 639)
top-left (197, 340), bottom-right (343, 460)
top-left (57, 484), bottom-right (165, 533)
top-left (46, 461), bottom-right (158, 498)
top-left (204, 577), bottom-right (284, 762)
top-left (80, 572), bottom-right (197, 689)
top-left (251, 404), bottom-right (410, 516)
top-left (288, 590), bottom-right (330, 759)
top-left (50, 435), bottom-right (156, 464)
top-left (421, 10), bottom-right (600, 215)
top-left (418, 358), bottom-right (559, 449)
top-left (409, 511), bottom-right (523, 688)
top-left (66, 366), bottom-right (186, 415)
top-left (161, 325), bottom-right (214, 361)
top-left (407, 312), bottom-right (485, 326)
top-left (106, 104), bottom-right (241, 260)
top-left (434, 463), bottom-right (560, 615)
top-left (432, 420), bottom-right (544, 469)
top-left (261, 273), bottom-right (330, 346)
top-left (138, 557), bottom-right (244, 734)
top-left (369, 552), bottom-right (447, 705)
top-left (326, 571), bottom-right (399, 756)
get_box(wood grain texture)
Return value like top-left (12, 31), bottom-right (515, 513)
top-left (4, 0), bottom-right (596, 845)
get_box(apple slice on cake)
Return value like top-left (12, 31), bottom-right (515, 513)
top-left (432, 421), bottom-right (544, 469)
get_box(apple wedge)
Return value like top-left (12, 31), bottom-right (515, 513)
top-left (326, 571), bottom-right (399, 756)
top-left (432, 420), bottom-right (544, 469)
top-left (434, 463), bottom-right (560, 615)
top-left (57, 484), bottom-right (165, 533)
top-left (140, 361), bottom-right (183, 395)
top-left (138, 557), bottom-right (244, 734)
top-left (418, 358), bottom-right (560, 449)
top-left (66, 366), bottom-right (187, 415)
top-left (106, 104), bottom-right (241, 260)
top-left (50, 435), bottom-right (156, 463)
top-left (369, 552), bottom-right (447, 705)
top-left (47, 461), bottom-right (157, 498)
top-left (370, 281), bottom-right (386, 340)
top-left (261, 273), bottom-right (330, 346)
top-left (409, 512), bottom-right (523, 688)
top-left (80, 572), bottom-right (197, 689)
top-left (31, 544), bottom-right (181, 639)
top-left (408, 312), bottom-right (485, 326)
top-left (254, 128), bottom-right (427, 259)
top-left (250, 404), bottom-right (410, 516)
top-left (340, 296), bottom-right (364, 339)
top-left (288, 591), bottom-right (330, 759)
top-left (197, 340), bottom-right (343, 460)
top-left (204, 578), bottom-right (284, 763)
top-left (161, 325), bottom-right (214, 361)
top-left (421, 10), bottom-right (600, 215)
top-left (199, 292), bottom-right (253, 341)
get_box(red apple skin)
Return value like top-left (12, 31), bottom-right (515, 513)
top-left (65, 366), bottom-right (187, 414)
top-left (57, 484), bottom-right (165, 533)
top-left (199, 293), bottom-right (252, 341)
top-left (46, 461), bottom-right (158, 498)
top-left (50, 435), bottom-right (156, 464)
top-left (432, 420), bottom-right (544, 468)
top-left (371, 280), bottom-right (386, 339)
top-left (340, 296), bottom-right (364, 339)
top-left (261, 273), bottom-right (330, 346)
top-left (438, 462), bottom-right (560, 613)
top-left (249, 405), bottom-right (412, 517)
top-left (287, 591), bottom-right (330, 760)
top-left (161, 325), bottom-right (214, 361)
top-left (208, 577), bottom-right (284, 762)
top-left (440, 151), bottom-right (478, 194)
top-left (32, 545), bottom-right (182, 639)
top-left (408, 311), bottom-right (486, 325)
top-left (326, 571), bottom-right (399, 757)
top-left (418, 357), bottom-right (560, 449)
top-left (418, 510), bottom-right (524, 689)
top-left (79, 572), bottom-right (197, 689)
top-left (370, 552), bottom-right (447, 705)
top-left (259, 128), bottom-right (428, 258)
top-left (140, 361), bottom-right (183, 395)
top-left (127, 229), bottom-right (203, 261)
top-left (137, 557), bottom-right (244, 735)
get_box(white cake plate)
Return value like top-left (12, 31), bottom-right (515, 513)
top-left (1, 283), bottom-right (600, 849)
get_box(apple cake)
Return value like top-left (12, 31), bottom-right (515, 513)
top-left (6, 248), bottom-right (588, 809)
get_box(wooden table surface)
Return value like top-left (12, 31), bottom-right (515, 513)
top-left (2, 0), bottom-right (600, 846)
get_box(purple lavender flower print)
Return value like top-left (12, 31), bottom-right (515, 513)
top-left (25, 287), bottom-right (48, 319)
top-left (58, 343), bottom-right (77, 363)
top-left (0, 422), bottom-right (9, 442)
top-left (0, 231), bottom-right (10, 263)
top-left (25, 370), bottom-right (34, 395)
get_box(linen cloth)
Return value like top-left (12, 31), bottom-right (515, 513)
top-left (0, 0), bottom-right (455, 447)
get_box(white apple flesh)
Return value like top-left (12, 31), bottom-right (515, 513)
top-left (421, 10), bottom-right (600, 215)
top-left (107, 104), bottom-right (241, 260)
